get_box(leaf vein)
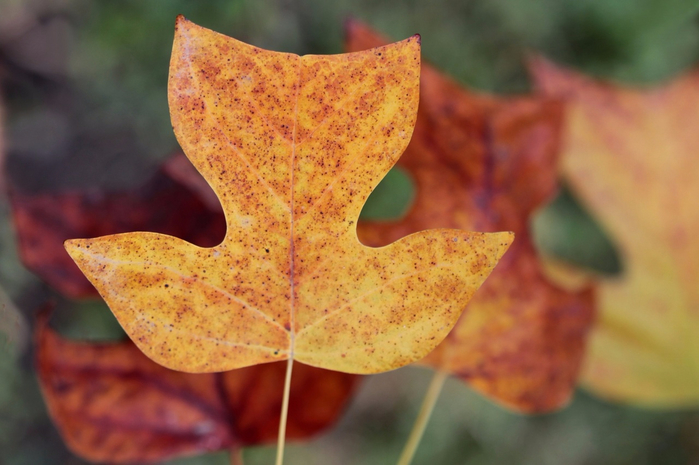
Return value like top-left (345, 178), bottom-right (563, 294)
top-left (295, 132), bottom-right (379, 225)
top-left (296, 263), bottom-right (458, 338)
top-left (82, 249), bottom-right (287, 334)
top-left (135, 313), bottom-right (287, 355)
top-left (188, 58), bottom-right (291, 212)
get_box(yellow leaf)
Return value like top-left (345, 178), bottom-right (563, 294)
top-left (65, 17), bottom-right (512, 375)
top-left (531, 57), bottom-right (699, 406)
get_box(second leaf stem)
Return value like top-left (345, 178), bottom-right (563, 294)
top-left (230, 448), bottom-right (244, 465)
top-left (397, 370), bottom-right (448, 465)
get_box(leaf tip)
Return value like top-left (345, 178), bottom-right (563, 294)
top-left (526, 54), bottom-right (554, 81)
top-left (495, 230), bottom-right (515, 258)
top-left (174, 14), bottom-right (195, 37)
top-left (63, 237), bottom-right (79, 253)
top-left (523, 52), bottom-right (549, 71)
top-left (526, 55), bottom-right (581, 96)
top-left (412, 33), bottom-right (421, 45)
top-left (174, 14), bottom-right (188, 28)
top-left (343, 15), bottom-right (360, 39)
top-left (63, 238), bottom-right (92, 261)
top-left (501, 230), bottom-right (515, 246)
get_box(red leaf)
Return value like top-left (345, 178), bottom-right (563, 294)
top-left (9, 155), bottom-right (226, 298)
top-left (347, 20), bottom-right (595, 412)
top-left (36, 310), bottom-right (359, 463)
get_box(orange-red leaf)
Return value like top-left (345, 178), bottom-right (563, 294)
top-left (9, 156), bottom-right (225, 299)
top-left (36, 312), bottom-right (359, 463)
top-left (64, 17), bottom-right (512, 374)
top-left (531, 57), bottom-right (699, 406)
top-left (347, 21), bottom-right (594, 412)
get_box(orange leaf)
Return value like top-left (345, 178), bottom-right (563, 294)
top-left (347, 21), bottom-right (594, 412)
top-left (531, 58), bottom-right (699, 407)
top-left (36, 311), bottom-right (359, 463)
top-left (64, 17), bottom-right (512, 374)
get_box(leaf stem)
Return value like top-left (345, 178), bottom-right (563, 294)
top-left (230, 448), bottom-right (244, 465)
top-left (396, 370), bottom-right (448, 465)
top-left (275, 357), bottom-right (294, 465)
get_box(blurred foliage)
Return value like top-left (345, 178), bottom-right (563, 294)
top-left (2, 0), bottom-right (699, 464)
top-left (532, 185), bottom-right (622, 275)
top-left (360, 167), bottom-right (414, 221)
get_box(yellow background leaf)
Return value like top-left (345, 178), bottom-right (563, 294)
top-left (65, 17), bottom-right (512, 375)
top-left (531, 57), bottom-right (699, 406)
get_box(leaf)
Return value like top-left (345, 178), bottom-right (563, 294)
top-left (531, 57), bottom-right (699, 406)
top-left (36, 311), bottom-right (359, 463)
top-left (9, 155), bottom-right (226, 299)
top-left (64, 17), bottom-right (512, 374)
top-left (347, 21), bottom-right (594, 412)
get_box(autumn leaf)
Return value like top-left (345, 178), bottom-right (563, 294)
top-left (64, 17), bottom-right (512, 375)
top-left (347, 21), bottom-right (594, 412)
top-left (36, 310), bottom-right (359, 463)
top-left (9, 155), bottom-right (225, 299)
top-left (531, 57), bottom-right (699, 407)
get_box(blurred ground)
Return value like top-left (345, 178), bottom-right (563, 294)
top-left (2, 0), bottom-right (699, 464)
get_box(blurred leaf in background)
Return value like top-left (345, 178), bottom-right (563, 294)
top-left (37, 314), bottom-right (359, 464)
top-left (349, 20), bottom-right (594, 414)
top-left (531, 57), bottom-right (699, 408)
